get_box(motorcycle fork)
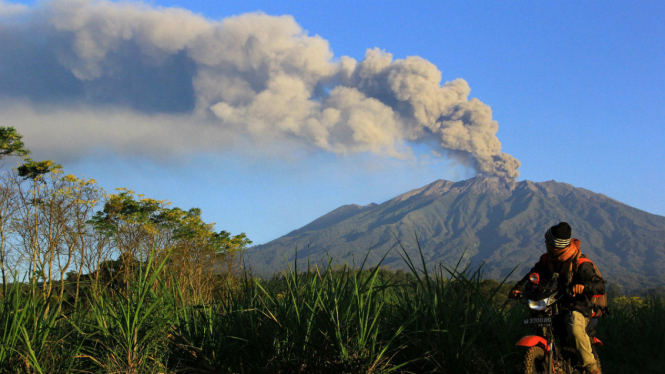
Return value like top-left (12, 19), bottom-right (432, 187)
top-left (545, 325), bottom-right (558, 374)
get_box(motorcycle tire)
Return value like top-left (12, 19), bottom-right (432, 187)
top-left (523, 346), bottom-right (547, 374)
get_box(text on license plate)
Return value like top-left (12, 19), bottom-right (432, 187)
top-left (524, 317), bottom-right (552, 325)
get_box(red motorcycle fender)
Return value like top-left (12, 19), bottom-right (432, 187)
top-left (516, 335), bottom-right (550, 351)
top-left (592, 337), bottom-right (603, 346)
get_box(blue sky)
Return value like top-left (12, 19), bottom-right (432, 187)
top-left (2, 0), bottom-right (664, 244)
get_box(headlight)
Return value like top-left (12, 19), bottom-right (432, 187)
top-left (528, 297), bottom-right (551, 310)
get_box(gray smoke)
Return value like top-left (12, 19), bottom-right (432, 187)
top-left (0, 0), bottom-right (520, 179)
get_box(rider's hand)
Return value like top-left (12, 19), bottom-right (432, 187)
top-left (571, 284), bottom-right (585, 296)
top-left (509, 289), bottom-right (521, 299)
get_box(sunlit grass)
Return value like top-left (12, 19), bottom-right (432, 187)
top-left (0, 243), bottom-right (663, 373)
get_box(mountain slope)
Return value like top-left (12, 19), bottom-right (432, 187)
top-left (244, 177), bottom-right (665, 291)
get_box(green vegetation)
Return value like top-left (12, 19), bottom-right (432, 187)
top-left (597, 295), bottom-right (665, 374)
top-left (1, 127), bottom-right (662, 373)
top-left (2, 245), bottom-right (663, 373)
top-left (0, 126), bottom-right (251, 372)
top-left (0, 127), bottom-right (30, 159)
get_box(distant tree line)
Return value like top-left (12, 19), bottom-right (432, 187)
top-left (0, 127), bottom-right (251, 303)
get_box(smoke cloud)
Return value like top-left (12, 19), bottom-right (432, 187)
top-left (0, 0), bottom-right (520, 179)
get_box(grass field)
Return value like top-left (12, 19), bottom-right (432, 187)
top-left (1, 247), bottom-right (663, 374)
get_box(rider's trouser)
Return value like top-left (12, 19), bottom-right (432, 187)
top-left (565, 311), bottom-right (598, 371)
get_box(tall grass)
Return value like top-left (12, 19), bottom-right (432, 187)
top-left (596, 295), bottom-right (665, 374)
top-left (386, 242), bottom-right (526, 374)
top-left (75, 249), bottom-right (173, 373)
top-left (171, 253), bottom-right (404, 373)
top-left (0, 244), bottom-right (663, 373)
top-left (0, 277), bottom-right (80, 373)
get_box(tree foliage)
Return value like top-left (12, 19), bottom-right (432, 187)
top-left (89, 189), bottom-right (251, 301)
top-left (0, 127), bottom-right (30, 159)
top-left (17, 159), bottom-right (62, 181)
top-left (0, 128), bottom-right (250, 303)
top-left (89, 189), bottom-right (251, 256)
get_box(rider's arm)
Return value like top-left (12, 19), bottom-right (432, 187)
top-left (577, 262), bottom-right (605, 296)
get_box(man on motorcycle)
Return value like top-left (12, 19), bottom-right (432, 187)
top-left (509, 222), bottom-right (606, 374)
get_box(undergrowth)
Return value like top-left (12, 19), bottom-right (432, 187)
top-left (0, 243), bottom-right (662, 374)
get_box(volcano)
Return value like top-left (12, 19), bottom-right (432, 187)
top-left (243, 177), bottom-right (665, 291)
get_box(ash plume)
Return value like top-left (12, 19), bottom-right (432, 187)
top-left (0, 0), bottom-right (520, 179)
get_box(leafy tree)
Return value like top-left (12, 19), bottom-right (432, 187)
top-left (89, 190), bottom-right (251, 301)
top-left (14, 159), bottom-right (64, 289)
top-left (0, 127), bottom-right (31, 293)
top-left (214, 229), bottom-right (252, 254)
top-left (17, 159), bottom-right (61, 181)
top-left (0, 127), bottom-right (250, 304)
top-left (0, 127), bottom-right (30, 159)
top-left (10, 166), bottom-right (103, 310)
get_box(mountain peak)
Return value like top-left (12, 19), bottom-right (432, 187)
top-left (246, 177), bottom-right (665, 291)
top-left (395, 176), bottom-right (516, 202)
top-left (454, 175), bottom-right (517, 194)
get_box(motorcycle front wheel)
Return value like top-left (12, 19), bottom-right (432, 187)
top-left (523, 346), bottom-right (547, 374)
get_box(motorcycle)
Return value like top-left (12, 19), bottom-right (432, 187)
top-left (515, 272), bottom-right (602, 374)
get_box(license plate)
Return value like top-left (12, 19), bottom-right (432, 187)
top-left (524, 317), bottom-right (552, 326)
